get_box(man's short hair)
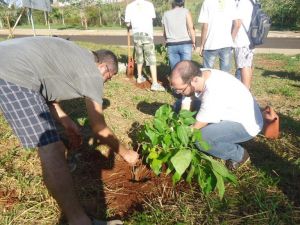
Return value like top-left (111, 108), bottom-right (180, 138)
top-left (172, 60), bottom-right (202, 84)
top-left (92, 49), bottom-right (118, 74)
top-left (174, 0), bottom-right (185, 7)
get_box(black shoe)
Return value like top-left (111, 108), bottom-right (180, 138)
top-left (226, 149), bottom-right (250, 171)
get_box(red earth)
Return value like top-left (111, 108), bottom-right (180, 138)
top-left (71, 147), bottom-right (181, 220)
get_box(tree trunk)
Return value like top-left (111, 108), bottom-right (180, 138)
top-left (84, 16), bottom-right (88, 30)
top-left (118, 10), bottom-right (121, 26)
top-left (44, 11), bottom-right (48, 25)
top-left (98, 7), bottom-right (102, 26)
top-left (0, 18), bottom-right (3, 29)
top-left (62, 8), bottom-right (65, 26)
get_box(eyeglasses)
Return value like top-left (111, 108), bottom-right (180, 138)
top-left (173, 82), bottom-right (190, 94)
top-left (105, 64), bottom-right (113, 80)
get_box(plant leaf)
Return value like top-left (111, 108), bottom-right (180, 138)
top-left (171, 149), bottom-right (192, 176)
top-left (154, 118), bottom-right (165, 133)
top-left (150, 159), bottom-right (163, 175)
top-left (186, 164), bottom-right (195, 183)
top-left (145, 129), bottom-right (158, 145)
top-left (210, 160), bottom-right (237, 184)
top-left (172, 171), bottom-right (181, 184)
top-left (177, 126), bottom-right (189, 146)
top-left (213, 171), bottom-right (225, 199)
top-left (179, 110), bottom-right (196, 118)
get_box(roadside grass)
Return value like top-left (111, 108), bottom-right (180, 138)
top-left (0, 40), bottom-right (299, 224)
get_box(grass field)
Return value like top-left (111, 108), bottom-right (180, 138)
top-left (0, 40), bottom-right (299, 225)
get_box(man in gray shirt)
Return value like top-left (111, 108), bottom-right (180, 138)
top-left (0, 36), bottom-right (137, 225)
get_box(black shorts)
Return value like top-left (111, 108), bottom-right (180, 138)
top-left (0, 79), bottom-right (60, 148)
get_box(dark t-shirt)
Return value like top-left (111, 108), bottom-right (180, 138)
top-left (0, 36), bottom-right (103, 105)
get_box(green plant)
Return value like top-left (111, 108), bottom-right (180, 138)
top-left (139, 104), bottom-right (237, 198)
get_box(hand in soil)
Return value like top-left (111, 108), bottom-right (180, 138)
top-left (121, 149), bottom-right (139, 165)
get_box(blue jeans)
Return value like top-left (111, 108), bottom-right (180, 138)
top-left (203, 47), bottom-right (232, 72)
top-left (195, 121), bottom-right (253, 163)
top-left (168, 44), bottom-right (193, 69)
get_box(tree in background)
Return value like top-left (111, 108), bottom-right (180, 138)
top-left (261, 0), bottom-right (299, 29)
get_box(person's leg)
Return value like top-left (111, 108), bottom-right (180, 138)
top-left (167, 45), bottom-right (181, 69)
top-left (203, 49), bottom-right (217, 68)
top-left (144, 38), bottom-right (165, 91)
top-left (240, 67), bottom-right (252, 89)
top-left (195, 121), bottom-right (253, 162)
top-left (38, 142), bottom-right (91, 225)
top-left (219, 47), bottom-right (232, 72)
top-left (133, 34), bottom-right (145, 82)
top-left (0, 79), bottom-right (91, 225)
top-left (180, 44), bottom-right (193, 61)
top-left (234, 47), bottom-right (254, 89)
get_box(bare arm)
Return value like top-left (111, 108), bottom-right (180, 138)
top-left (192, 121), bottom-right (208, 129)
top-left (85, 98), bottom-right (138, 165)
top-left (186, 12), bottom-right (196, 49)
top-left (199, 23), bottom-right (208, 56)
top-left (162, 25), bottom-right (167, 42)
top-left (232, 19), bottom-right (241, 41)
top-left (48, 102), bottom-right (82, 149)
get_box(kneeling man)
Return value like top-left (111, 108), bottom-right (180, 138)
top-left (170, 60), bottom-right (263, 170)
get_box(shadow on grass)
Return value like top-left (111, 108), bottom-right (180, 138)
top-left (242, 112), bottom-right (300, 208)
top-left (56, 98), bottom-right (118, 224)
top-left (136, 101), bottom-right (165, 116)
top-left (257, 67), bottom-right (300, 82)
top-left (245, 139), bottom-right (300, 207)
top-left (57, 135), bottom-right (117, 225)
top-left (279, 112), bottom-right (300, 137)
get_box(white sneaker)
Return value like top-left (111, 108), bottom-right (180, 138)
top-left (136, 75), bottom-right (146, 84)
top-left (151, 83), bottom-right (165, 91)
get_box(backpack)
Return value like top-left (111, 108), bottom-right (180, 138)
top-left (242, 0), bottom-right (271, 48)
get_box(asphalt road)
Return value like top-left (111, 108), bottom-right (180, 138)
top-left (1, 34), bottom-right (299, 49)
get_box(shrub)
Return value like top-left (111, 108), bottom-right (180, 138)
top-left (139, 104), bottom-right (237, 198)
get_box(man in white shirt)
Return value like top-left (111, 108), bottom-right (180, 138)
top-left (170, 60), bottom-right (263, 170)
top-left (125, 0), bottom-right (165, 91)
top-left (198, 0), bottom-right (240, 72)
top-left (234, 0), bottom-right (255, 89)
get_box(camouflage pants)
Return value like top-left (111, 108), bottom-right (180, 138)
top-left (133, 32), bottom-right (156, 66)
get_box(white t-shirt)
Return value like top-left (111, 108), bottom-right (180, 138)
top-left (234, 0), bottom-right (254, 47)
top-left (198, 0), bottom-right (239, 50)
top-left (125, 0), bottom-right (156, 37)
top-left (196, 69), bottom-right (263, 136)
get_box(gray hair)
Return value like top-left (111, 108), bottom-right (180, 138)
top-left (92, 49), bottom-right (118, 74)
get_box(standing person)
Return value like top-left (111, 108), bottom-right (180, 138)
top-left (198, 0), bottom-right (240, 72)
top-left (170, 61), bottom-right (263, 170)
top-left (162, 0), bottom-right (196, 69)
top-left (162, 0), bottom-right (196, 111)
top-left (234, 0), bottom-right (255, 89)
top-left (125, 0), bottom-right (165, 91)
top-left (0, 36), bottom-right (138, 225)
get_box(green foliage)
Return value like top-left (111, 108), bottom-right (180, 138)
top-left (261, 0), bottom-right (300, 29)
top-left (139, 104), bottom-right (237, 198)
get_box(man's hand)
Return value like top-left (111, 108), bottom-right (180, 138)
top-left (199, 45), bottom-right (204, 57)
top-left (64, 119), bottom-right (82, 150)
top-left (119, 149), bottom-right (139, 166)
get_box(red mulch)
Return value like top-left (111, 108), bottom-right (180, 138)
top-left (71, 148), bottom-right (178, 220)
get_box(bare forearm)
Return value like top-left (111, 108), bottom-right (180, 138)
top-left (93, 126), bottom-right (127, 154)
top-left (200, 23), bottom-right (208, 47)
top-left (192, 121), bottom-right (208, 129)
top-left (232, 19), bottom-right (241, 41)
top-left (48, 102), bottom-right (71, 127)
